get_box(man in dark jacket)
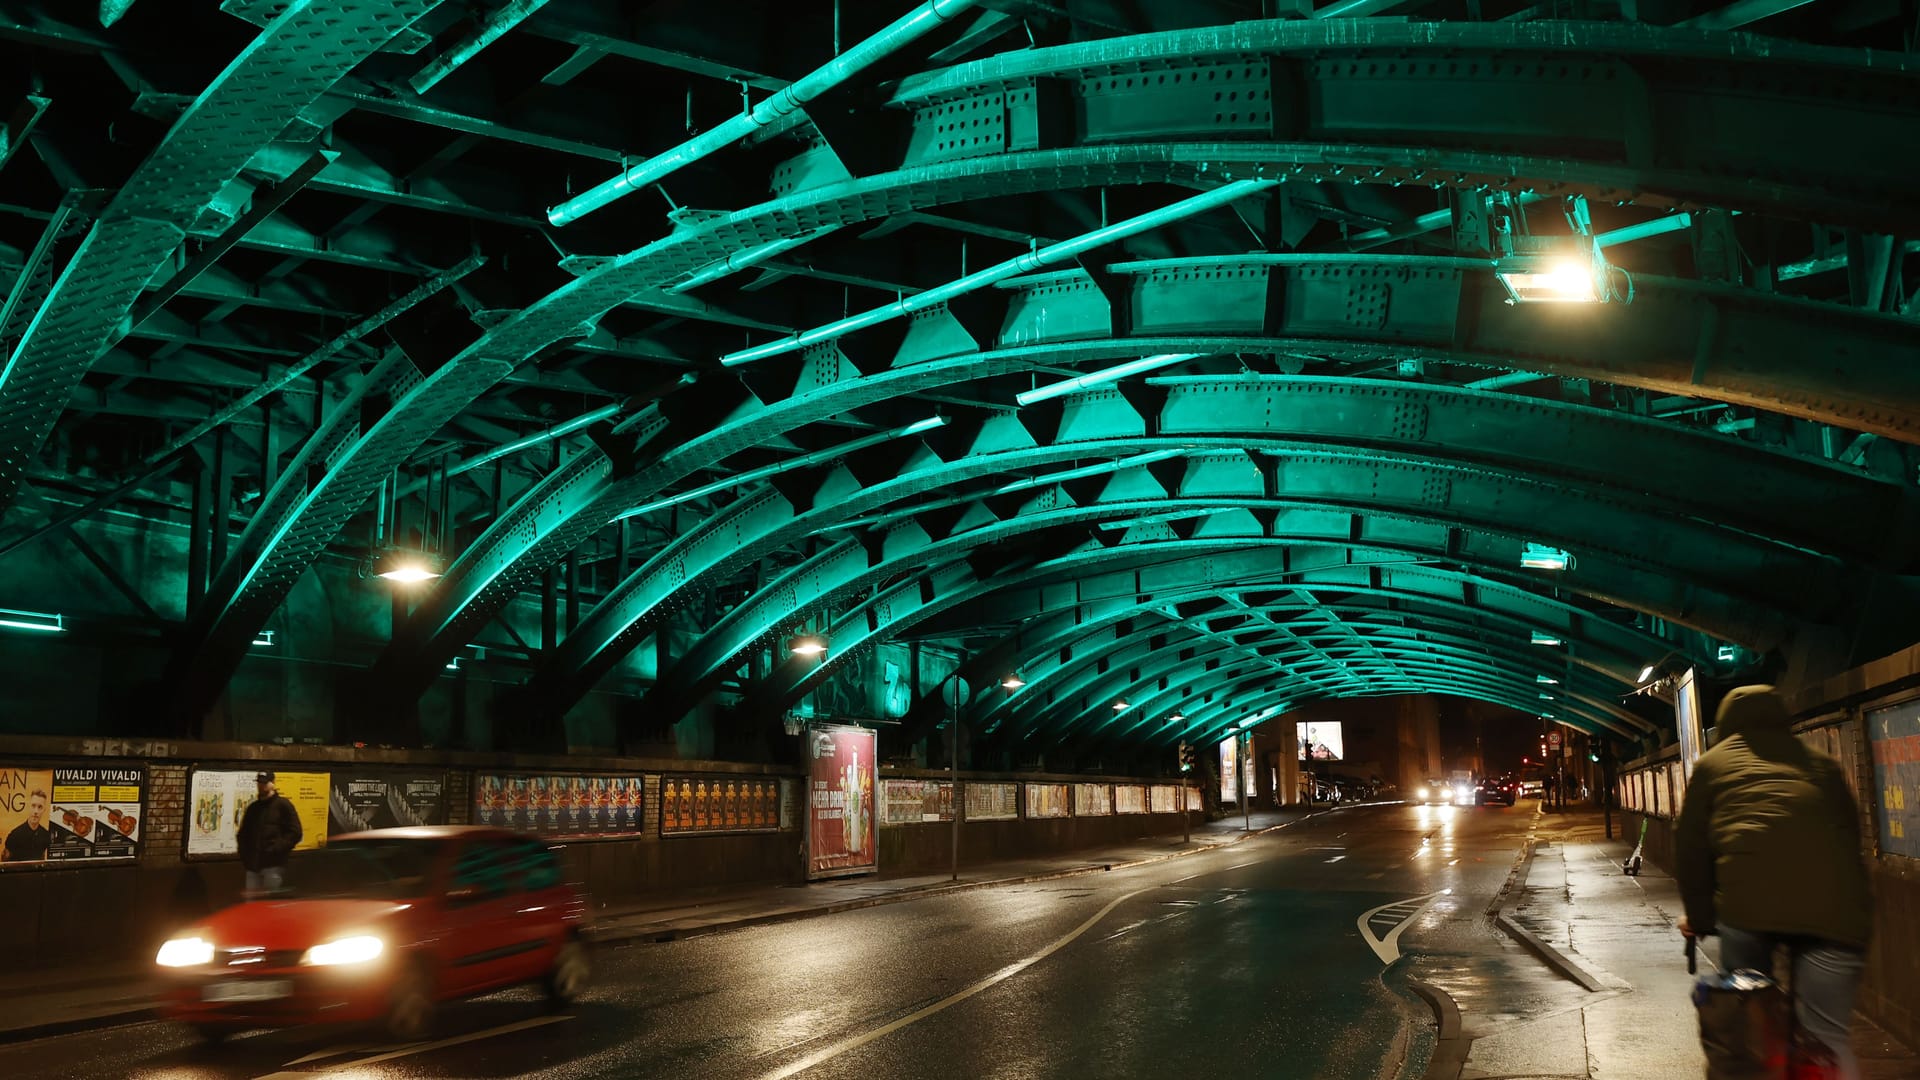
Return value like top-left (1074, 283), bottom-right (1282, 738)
top-left (1675, 685), bottom-right (1871, 1078)
top-left (236, 771), bottom-right (302, 895)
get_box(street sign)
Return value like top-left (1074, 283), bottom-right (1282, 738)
top-left (1548, 732), bottom-right (1562, 749)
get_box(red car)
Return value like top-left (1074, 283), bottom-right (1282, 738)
top-left (156, 826), bottom-right (590, 1042)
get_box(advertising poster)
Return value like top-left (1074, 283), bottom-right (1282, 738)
top-left (187, 769), bottom-right (328, 858)
top-left (808, 725), bottom-right (877, 879)
top-left (1074, 783), bottom-right (1113, 816)
top-left (1868, 700), bottom-right (1920, 858)
top-left (472, 773), bottom-right (644, 838)
top-left (1297, 721), bottom-right (1344, 761)
top-left (327, 771), bottom-right (447, 834)
top-left (881, 779), bottom-right (953, 825)
top-left (1, 765), bottom-right (143, 867)
top-left (1149, 784), bottom-right (1181, 814)
top-left (661, 775), bottom-right (781, 834)
top-left (1115, 785), bottom-right (1148, 814)
top-left (1187, 785), bottom-right (1203, 812)
top-left (966, 782), bottom-right (1018, 821)
top-left (1025, 782), bottom-right (1070, 819)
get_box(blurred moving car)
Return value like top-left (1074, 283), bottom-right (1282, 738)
top-left (1519, 778), bottom-right (1546, 798)
top-left (1474, 778), bottom-right (1518, 806)
top-left (157, 826), bottom-right (589, 1042)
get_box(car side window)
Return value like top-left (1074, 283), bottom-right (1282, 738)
top-left (450, 839), bottom-right (514, 903)
top-left (503, 838), bottom-right (561, 893)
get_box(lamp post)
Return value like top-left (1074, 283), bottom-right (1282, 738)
top-left (944, 674), bottom-right (970, 882)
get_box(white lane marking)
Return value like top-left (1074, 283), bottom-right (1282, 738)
top-left (1324, 855), bottom-right (1346, 863)
top-left (754, 887), bottom-right (1151, 1080)
top-left (1356, 891), bottom-right (1445, 966)
top-left (1169, 872), bottom-right (1202, 884)
top-left (282, 1042), bottom-right (389, 1066)
top-left (256, 1015), bottom-right (569, 1078)
top-left (1224, 859), bottom-right (1261, 871)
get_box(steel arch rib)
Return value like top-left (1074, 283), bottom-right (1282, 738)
top-left (0, 0), bottom-right (447, 519)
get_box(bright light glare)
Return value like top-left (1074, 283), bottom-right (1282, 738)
top-left (378, 564), bottom-right (439, 584)
top-left (0, 607), bottom-right (64, 633)
top-left (1417, 786), bottom-right (1430, 799)
top-left (303, 935), bottom-right (385, 966)
top-left (1531, 631), bottom-right (1562, 646)
top-left (1001, 676), bottom-right (1025, 689)
top-left (791, 639), bottom-right (827, 657)
top-left (1500, 260), bottom-right (1598, 303)
top-left (157, 936), bottom-right (214, 967)
top-left (1638, 664), bottom-right (1656, 683)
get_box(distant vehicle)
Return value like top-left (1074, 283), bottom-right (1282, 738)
top-left (1415, 779), bottom-right (1471, 805)
top-left (1519, 778), bottom-right (1545, 798)
top-left (1475, 778), bottom-right (1518, 806)
top-left (156, 826), bottom-right (590, 1043)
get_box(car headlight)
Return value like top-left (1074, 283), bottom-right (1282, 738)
top-left (1417, 787), bottom-right (1429, 799)
top-left (157, 936), bottom-right (215, 968)
top-left (1457, 787), bottom-right (1472, 801)
top-left (302, 935), bottom-right (385, 966)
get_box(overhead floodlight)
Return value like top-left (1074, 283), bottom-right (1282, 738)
top-left (1495, 234), bottom-right (1625, 305)
top-left (1530, 631), bottom-right (1563, 646)
top-left (374, 550), bottom-right (441, 584)
top-left (1716, 644), bottom-right (1737, 662)
top-left (1637, 663), bottom-right (1657, 683)
top-left (0, 607), bottom-right (64, 633)
top-left (1536, 675), bottom-right (1558, 684)
top-left (1539, 692), bottom-right (1555, 701)
top-left (789, 634), bottom-right (828, 658)
top-left (445, 657), bottom-right (462, 672)
top-left (1168, 713), bottom-right (1186, 723)
top-left (252, 631), bottom-right (276, 647)
top-left (1520, 543), bottom-right (1573, 571)
top-left (1112, 700), bottom-right (1130, 710)
top-left (1001, 674), bottom-right (1026, 690)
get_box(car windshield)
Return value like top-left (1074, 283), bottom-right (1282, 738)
top-left (278, 838), bottom-right (440, 900)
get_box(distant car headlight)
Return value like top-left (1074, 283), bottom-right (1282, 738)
top-left (302, 935), bottom-right (385, 967)
top-left (1417, 787), bottom-right (1430, 799)
top-left (157, 936), bottom-right (215, 968)
top-left (1457, 787), bottom-right (1472, 801)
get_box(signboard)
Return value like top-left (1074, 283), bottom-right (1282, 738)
top-left (1219, 739), bottom-right (1239, 803)
top-left (1025, 783), bottom-right (1070, 819)
top-left (472, 773), bottom-right (644, 837)
top-left (1187, 785), bottom-right (1203, 812)
top-left (187, 769), bottom-right (328, 858)
top-left (1297, 721), bottom-right (1343, 761)
top-left (965, 782), bottom-right (1018, 821)
top-left (881, 779), bottom-right (953, 825)
top-left (1549, 731), bottom-right (1562, 749)
top-left (328, 771), bottom-right (447, 834)
top-left (1074, 783), bottom-right (1113, 816)
top-left (1, 765), bottom-right (143, 867)
top-left (1149, 784), bottom-right (1181, 814)
top-left (661, 775), bottom-right (782, 834)
top-left (1868, 700), bottom-right (1920, 859)
top-left (1114, 784), bottom-right (1148, 814)
top-left (808, 725), bottom-right (877, 879)
top-left (1675, 668), bottom-right (1705, 780)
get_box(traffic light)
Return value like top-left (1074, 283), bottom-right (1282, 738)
top-left (1178, 741), bottom-right (1195, 772)
top-left (1588, 752), bottom-right (1600, 762)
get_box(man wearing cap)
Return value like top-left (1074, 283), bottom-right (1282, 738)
top-left (1675, 684), bottom-right (1872, 1078)
top-left (235, 771), bottom-right (303, 895)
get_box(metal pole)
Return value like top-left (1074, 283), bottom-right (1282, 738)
top-left (1241, 733), bottom-right (1251, 832)
top-left (950, 692), bottom-right (960, 882)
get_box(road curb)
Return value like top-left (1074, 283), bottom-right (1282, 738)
top-left (0, 1006), bottom-right (162, 1047)
top-left (1403, 976), bottom-right (1468, 1080)
top-left (1492, 838), bottom-right (1610, 994)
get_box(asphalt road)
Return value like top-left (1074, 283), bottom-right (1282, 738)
top-left (0, 801), bottom-right (1542, 1080)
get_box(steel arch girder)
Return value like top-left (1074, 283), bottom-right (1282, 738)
top-left (961, 591), bottom-right (1646, 747)
top-left (876, 20), bottom-right (1920, 234)
top-left (738, 539), bottom-right (1681, 737)
top-left (659, 482), bottom-right (1779, 728)
top-left (1007, 617), bottom-right (1640, 749)
top-left (0, 0), bottom-right (447, 519)
top-left (910, 558), bottom-right (1685, 746)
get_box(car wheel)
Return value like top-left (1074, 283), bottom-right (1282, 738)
top-left (386, 962), bottom-right (436, 1042)
top-left (544, 938), bottom-right (590, 1007)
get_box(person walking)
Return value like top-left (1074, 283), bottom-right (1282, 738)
top-left (1675, 685), bottom-right (1872, 1078)
top-left (236, 771), bottom-right (303, 895)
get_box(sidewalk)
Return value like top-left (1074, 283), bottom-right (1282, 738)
top-left (1451, 809), bottom-right (1919, 1080)
top-left (0, 807), bottom-right (1310, 1044)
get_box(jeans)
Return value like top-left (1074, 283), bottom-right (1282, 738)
top-left (244, 866), bottom-right (284, 896)
top-left (1718, 923), bottom-right (1866, 1080)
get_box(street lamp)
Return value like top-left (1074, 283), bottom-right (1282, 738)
top-left (373, 550), bottom-right (441, 584)
top-left (789, 634), bottom-right (828, 657)
top-left (1000, 674), bottom-right (1025, 690)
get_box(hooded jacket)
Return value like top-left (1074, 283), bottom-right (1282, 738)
top-left (1673, 685), bottom-right (1871, 947)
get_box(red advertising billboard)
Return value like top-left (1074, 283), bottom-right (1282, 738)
top-left (807, 725), bottom-right (876, 879)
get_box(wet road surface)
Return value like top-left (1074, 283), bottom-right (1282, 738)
top-left (0, 802), bottom-right (1546, 1080)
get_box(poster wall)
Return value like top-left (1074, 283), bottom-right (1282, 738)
top-left (1868, 700), bottom-right (1920, 858)
top-left (1, 765), bottom-right (143, 867)
top-left (1074, 783), bottom-right (1113, 817)
top-left (1114, 784), bottom-right (1147, 814)
top-left (966, 782), bottom-right (1018, 821)
top-left (881, 779), bottom-right (954, 825)
top-left (472, 773), bottom-right (644, 837)
top-left (1025, 783), bottom-right (1070, 819)
top-left (1149, 784), bottom-right (1182, 814)
top-left (808, 725), bottom-right (877, 879)
top-left (1187, 786), bottom-right (1203, 812)
top-left (661, 775), bottom-right (782, 834)
top-left (188, 769), bottom-right (328, 858)
top-left (328, 771), bottom-right (447, 834)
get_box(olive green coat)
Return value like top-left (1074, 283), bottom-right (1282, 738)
top-left (1673, 686), bottom-right (1871, 948)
